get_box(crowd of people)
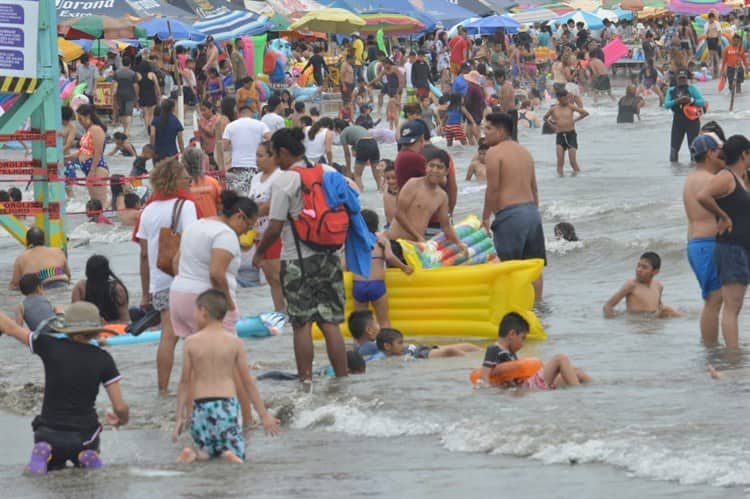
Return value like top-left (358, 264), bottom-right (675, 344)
top-left (2, 9), bottom-right (749, 474)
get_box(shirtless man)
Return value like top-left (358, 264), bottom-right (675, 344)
top-left (544, 90), bottom-right (589, 176)
top-left (10, 228), bottom-right (71, 290)
top-left (481, 112), bottom-right (545, 300)
top-left (340, 53), bottom-right (355, 118)
top-left (174, 289), bottom-right (280, 464)
top-left (603, 252), bottom-right (680, 318)
top-left (496, 69), bottom-right (517, 142)
top-left (589, 49), bottom-right (615, 102)
top-left (386, 147), bottom-right (467, 255)
top-left (683, 134), bottom-right (725, 344)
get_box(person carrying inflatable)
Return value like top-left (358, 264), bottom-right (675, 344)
top-left (476, 312), bottom-right (591, 390)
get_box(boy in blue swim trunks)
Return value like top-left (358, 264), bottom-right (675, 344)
top-left (174, 289), bottom-right (280, 463)
top-left (352, 210), bottom-right (413, 327)
top-left (376, 328), bottom-right (479, 360)
top-left (683, 133), bottom-right (725, 345)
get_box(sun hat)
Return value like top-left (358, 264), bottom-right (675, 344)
top-left (46, 302), bottom-right (118, 335)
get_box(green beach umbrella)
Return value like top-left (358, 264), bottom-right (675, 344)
top-left (60, 15), bottom-right (145, 40)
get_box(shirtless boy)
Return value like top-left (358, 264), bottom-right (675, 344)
top-left (481, 112), bottom-right (545, 300)
top-left (386, 147), bottom-right (467, 257)
top-left (683, 134), bottom-right (725, 344)
top-left (603, 252), bottom-right (681, 318)
top-left (174, 289), bottom-right (280, 464)
top-left (380, 160), bottom-right (398, 226)
top-left (544, 90), bottom-right (589, 176)
top-left (466, 139), bottom-right (488, 182)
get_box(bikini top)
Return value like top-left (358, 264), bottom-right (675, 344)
top-left (79, 131), bottom-right (95, 157)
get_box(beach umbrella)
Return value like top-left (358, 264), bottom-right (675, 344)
top-left (359, 13), bottom-right (426, 35)
top-left (58, 38), bottom-right (83, 63)
top-left (556, 9), bottom-right (605, 29)
top-left (464, 15), bottom-right (521, 35)
top-left (59, 15), bottom-right (144, 40)
top-left (564, 0), bottom-right (603, 10)
top-left (137, 18), bottom-right (207, 42)
top-left (620, 0), bottom-right (644, 9)
top-left (510, 7), bottom-right (562, 23)
top-left (593, 7), bottom-right (621, 21)
top-left (194, 10), bottom-right (272, 42)
top-left (288, 8), bottom-right (366, 34)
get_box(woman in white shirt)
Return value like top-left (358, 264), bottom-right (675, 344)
top-left (170, 190), bottom-right (258, 338)
top-left (246, 141), bottom-right (285, 311)
top-left (302, 116), bottom-right (334, 165)
top-left (134, 158), bottom-right (198, 393)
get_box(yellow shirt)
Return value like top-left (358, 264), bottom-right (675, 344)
top-left (352, 38), bottom-right (364, 66)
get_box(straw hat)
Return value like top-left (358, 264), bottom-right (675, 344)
top-left (46, 302), bottom-right (118, 336)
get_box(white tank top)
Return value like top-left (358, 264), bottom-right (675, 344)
top-left (303, 126), bottom-right (328, 164)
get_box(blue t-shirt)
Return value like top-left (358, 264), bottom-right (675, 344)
top-left (452, 75), bottom-right (467, 95)
top-left (150, 114), bottom-right (184, 158)
top-left (354, 340), bottom-right (379, 357)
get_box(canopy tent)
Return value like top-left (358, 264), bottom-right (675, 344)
top-left (194, 10), bottom-right (272, 41)
top-left (168, 0), bottom-right (244, 17)
top-left (58, 0), bottom-right (196, 21)
top-left (463, 15), bottom-right (520, 35)
top-left (454, 0), bottom-right (494, 16)
top-left (138, 17), bottom-right (207, 41)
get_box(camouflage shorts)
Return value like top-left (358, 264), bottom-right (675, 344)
top-left (281, 253), bottom-right (344, 326)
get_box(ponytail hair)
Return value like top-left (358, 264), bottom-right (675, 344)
top-left (271, 127), bottom-right (306, 157)
top-left (307, 116), bottom-right (334, 140)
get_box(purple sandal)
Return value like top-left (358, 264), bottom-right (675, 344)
top-left (26, 442), bottom-right (52, 475)
top-left (78, 450), bottom-right (103, 469)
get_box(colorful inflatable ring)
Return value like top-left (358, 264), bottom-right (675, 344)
top-left (96, 323), bottom-right (128, 340)
top-left (60, 80), bottom-right (76, 100)
top-left (255, 80), bottom-right (270, 101)
top-left (312, 259), bottom-right (546, 341)
top-left (469, 358), bottom-right (543, 386)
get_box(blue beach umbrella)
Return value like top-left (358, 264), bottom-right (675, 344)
top-left (138, 18), bottom-right (207, 42)
top-left (555, 10), bottom-right (605, 30)
top-left (464, 15), bottom-right (520, 35)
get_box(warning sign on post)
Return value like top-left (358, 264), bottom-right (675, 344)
top-left (0, 1), bottom-right (38, 78)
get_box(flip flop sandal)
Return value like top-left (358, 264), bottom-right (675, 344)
top-left (26, 442), bottom-right (52, 475)
top-left (77, 450), bottom-right (103, 469)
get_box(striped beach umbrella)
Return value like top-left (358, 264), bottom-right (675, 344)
top-left (359, 13), bottom-right (426, 35)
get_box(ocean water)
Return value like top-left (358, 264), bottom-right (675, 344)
top-left (1, 83), bottom-right (750, 497)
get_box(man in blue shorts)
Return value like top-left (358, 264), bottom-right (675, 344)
top-left (481, 112), bottom-right (546, 301)
top-left (683, 133), bottom-right (725, 344)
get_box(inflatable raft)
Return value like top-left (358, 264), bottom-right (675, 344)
top-left (87, 313), bottom-right (285, 347)
top-left (313, 259), bottom-right (546, 341)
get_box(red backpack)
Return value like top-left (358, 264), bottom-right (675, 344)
top-left (290, 165), bottom-right (349, 252)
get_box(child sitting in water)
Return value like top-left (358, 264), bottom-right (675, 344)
top-left (376, 328), bottom-right (480, 360)
top-left (130, 144), bottom-right (155, 186)
top-left (380, 160), bottom-right (398, 227)
top-left (352, 210), bottom-right (413, 327)
top-left (553, 222), bottom-right (579, 241)
top-left (465, 139), bottom-right (488, 182)
top-left (14, 274), bottom-right (62, 330)
top-left (348, 309), bottom-right (381, 358)
top-left (480, 312), bottom-right (591, 389)
top-left (107, 132), bottom-right (136, 157)
top-left (174, 289), bottom-right (280, 464)
top-left (86, 199), bottom-right (112, 225)
top-left (118, 192), bottom-right (141, 227)
top-left (603, 251), bottom-right (681, 318)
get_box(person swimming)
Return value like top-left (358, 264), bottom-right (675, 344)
top-left (554, 222), bottom-right (579, 241)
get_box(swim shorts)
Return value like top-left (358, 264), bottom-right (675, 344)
top-left (556, 131), bottom-right (578, 151)
top-left (727, 66), bottom-right (745, 85)
top-left (491, 202), bottom-right (547, 264)
top-left (592, 75), bottom-right (611, 92)
top-left (118, 98), bottom-right (134, 117)
top-left (352, 279), bottom-right (386, 303)
top-left (281, 252), bottom-right (345, 325)
top-left (33, 424), bottom-right (101, 470)
top-left (714, 242), bottom-right (750, 286)
top-left (523, 367), bottom-right (550, 391)
top-left (354, 138), bottom-right (380, 165)
top-left (687, 238), bottom-right (721, 299)
top-left (190, 397), bottom-right (244, 460)
top-left (151, 288), bottom-right (170, 312)
top-left (444, 123), bottom-right (467, 143)
top-left (706, 37), bottom-right (720, 52)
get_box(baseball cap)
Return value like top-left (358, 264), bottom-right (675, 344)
top-left (691, 134), bottom-right (721, 156)
top-left (677, 69), bottom-right (690, 79)
top-left (398, 120), bottom-right (426, 145)
top-left (352, 31), bottom-right (360, 37)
